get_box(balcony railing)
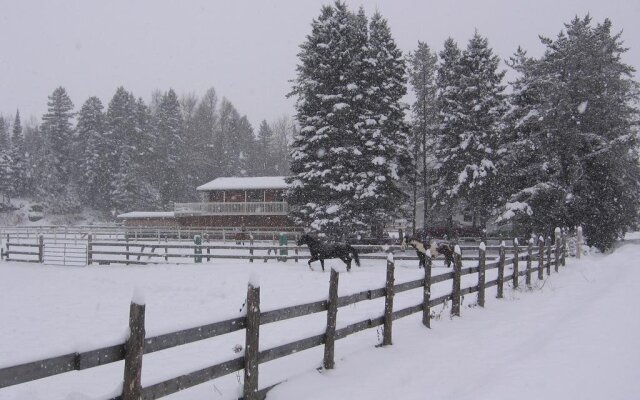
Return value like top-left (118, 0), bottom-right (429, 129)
top-left (174, 201), bottom-right (289, 216)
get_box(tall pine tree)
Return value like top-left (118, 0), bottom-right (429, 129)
top-left (500, 16), bottom-right (640, 250)
top-left (408, 41), bottom-right (438, 232)
top-left (434, 33), bottom-right (507, 229)
top-left (288, 2), bottom-right (409, 238)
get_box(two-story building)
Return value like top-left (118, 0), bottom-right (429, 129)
top-left (118, 176), bottom-right (295, 228)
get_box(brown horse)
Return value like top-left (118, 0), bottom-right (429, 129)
top-left (402, 232), bottom-right (455, 268)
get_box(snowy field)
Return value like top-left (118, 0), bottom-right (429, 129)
top-left (1, 241), bottom-right (639, 400)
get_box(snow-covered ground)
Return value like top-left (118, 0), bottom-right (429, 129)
top-left (1, 240), bottom-right (639, 400)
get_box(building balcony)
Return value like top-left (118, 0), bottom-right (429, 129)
top-left (174, 201), bottom-right (289, 216)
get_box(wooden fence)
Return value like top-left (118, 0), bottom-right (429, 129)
top-left (0, 233), bottom-right (568, 399)
top-left (2, 234), bottom-right (500, 265)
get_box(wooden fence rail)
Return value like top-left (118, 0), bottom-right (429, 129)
top-left (0, 234), bottom-right (568, 399)
top-left (4, 236), bottom-right (508, 265)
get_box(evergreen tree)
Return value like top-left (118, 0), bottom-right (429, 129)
top-left (235, 115), bottom-right (256, 176)
top-left (154, 88), bottom-right (186, 206)
top-left (193, 88), bottom-right (219, 181)
top-left (356, 11), bottom-right (411, 237)
top-left (38, 87), bottom-right (81, 212)
top-left (288, 2), bottom-right (368, 238)
top-left (77, 97), bottom-right (109, 208)
top-left (41, 87), bottom-right (75, 183)
top-left (408, 41), bottom-right (438, 231)
top-left (500, 16), bottom-right (640, 250)
top-left (288, 2), bottom-right (409, 238)
top-left (21, 120), bottom-right (44, 197)
top-left (256, 120), bottom-right (274, 174)
top-left (9, 110), bottom-right (26, 197)
top-left (0, 116), bottom-right (9, 150)
top-left (0, 115), bottom-right (11, 151)
top-left (0, 116), bottom-right (11, 198)
top-left (214, 98), bottom-right (255, 178)
top-left (434, 33), bottom-right (507, 228)
top-left (107, 87), bottom-right (159, 213)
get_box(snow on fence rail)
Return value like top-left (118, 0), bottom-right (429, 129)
top-left (0, 235), bottom-right (567, 400)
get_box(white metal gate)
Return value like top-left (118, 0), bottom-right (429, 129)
top-left (43, 241), bottom-right (87, 266)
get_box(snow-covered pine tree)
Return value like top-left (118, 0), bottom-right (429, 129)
top-left (288, 2), bottom-right (369, 238)
top-left (432, 38), bottom-right (463, 226)
top-left (107, 87), bottom-right (160, 213)
top-left (434, 33), bottom-right (507, 229)
top-left (37, 87), bottom-right (81, 212)
top-left (214, 98), bottom-right (238, 178)
top-left (21, 121), bottom-right (44, 197)
top-left (256, 120), bottom-right (274, 174)
top-left (288, 3), bottom-right (410, 239)
top-left (193, 88), bottom-right (219, 181)
top-left (234, 115), bottom-right (256, 177)
top-left (179, 93), bottom-right (204, 197)
top-left (408, 41), bottom-right (438, 232)
top-left (0, 115), bottom-right (12, 201)
top-left (498, 47), bottom-right (565, 232)
top-left (154, 88), bottom-right (186, 206)
top-left (0, 115), bottom-right (9, 150)
top-left (0, 116), bottom-right (12, 199)
top-left (356, 11), bottom-right (411, 238)
top-left (77, 97), bottom-right (109, 209)
top-left (41, 87), bottom-right (75, 184)
top-left (8, 111), bottom-right (26, 197)
top-left (500, 16), bottom-right (640, 250)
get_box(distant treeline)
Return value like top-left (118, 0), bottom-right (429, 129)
top-left (0, 87), bottom-right (295, 215)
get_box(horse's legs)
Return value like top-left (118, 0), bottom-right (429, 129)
top-left (342, 257), bottom-right (352, 272)
top-left (308, 255), bottom-right (318, 271)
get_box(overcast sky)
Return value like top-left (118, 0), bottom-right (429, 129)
top-left (1, 0), bottom-right (638, 129)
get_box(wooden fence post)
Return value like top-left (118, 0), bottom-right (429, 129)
top-left (122, 301), bottom-right (145, 400)
top-left (423, 250), bottom-right (432, 327)
top-left (526, 239), bottom-right (533, 287)
top-left (512, 239), bottom-right (519, 289)
top-left (554, 228), bottom-right (561, 273)
top-left (38, 234), bottom-right (44, 263)
top-left (5, 234), bottom-right (9, 261)
top-left (244, 283), bottom-right (260, 400)
top-left (546, 235), bottom-right (552, 275)
top-left (478, 243), bottom-right (486, 307)
top-left (249, 238), bottom-right (254, 263)
top-left (451, 245), bottom-right (462, 316)
top-left (497, 242), bottom-right (505, 299)
top-left (538, 236), bottom-right (545, 280)
top-left (576, 226), bottom-right (583, 259)
top-left (87, 234), bottom-right (92, 265)
top-left (382, 255), bottom-right (395, 346)
top-left (561, 229), bottom-right (567, 266)
top-left (324, 269), bottom-right (339, 369)
top-left (126, 237), bottom-right (130, 265)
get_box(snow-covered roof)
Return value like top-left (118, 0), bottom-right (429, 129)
top-left (197, 176), bottom-right (288, 191)
top-left (117, 212), bottom-right (175, 219)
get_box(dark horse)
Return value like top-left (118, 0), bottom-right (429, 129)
top-left (402, 231), bottom-right (455, 268)
top-left (297, 234), bottom-right (361, 272)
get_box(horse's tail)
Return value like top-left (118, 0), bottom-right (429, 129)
top-left (349, 245), bottom-right (360, 267)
